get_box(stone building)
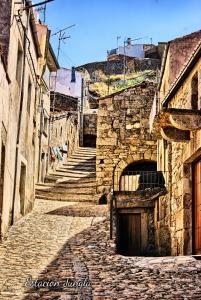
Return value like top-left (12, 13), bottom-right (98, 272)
top-left (150, 31), bottom-right (201, 255)
top-left (96, 81), bottom-right (168, 255)
top-left (35, 23), bottom-right (60, 183)
top-left (0, 0), bottom-right (42, 238)
top-left (49, 89), bottom-right (79, 171)
top-left (77, 58), bottom-right (161, 82)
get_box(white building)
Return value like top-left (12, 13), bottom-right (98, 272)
top-left (50, 67), bottom-right (83, 99)
top-left (108, 44), bottom-right (145, 59)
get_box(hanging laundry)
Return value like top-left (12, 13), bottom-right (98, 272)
top-left (55, 146), bottom-right (63, 161)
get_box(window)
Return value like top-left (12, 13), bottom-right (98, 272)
top-left (27, 79), bottom-right (32, 114)
top-left (16, 43), bottom-right (23, 86)
top-left (60, 126), bottom-right (62, 136)
top-left (191, 72), bottom-right (198, 110)
top-left (71, 67), bottom-right (76, 82)
top-left (44, 116), bottom-right (48, 134)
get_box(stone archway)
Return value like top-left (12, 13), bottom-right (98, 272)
top-left (113, 154), bottom-right (157, 191)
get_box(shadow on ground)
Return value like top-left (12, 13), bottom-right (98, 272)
top-left (46, 203), bottom-right (108, 218)
top-left (23, 203), bottom-right (201, 300)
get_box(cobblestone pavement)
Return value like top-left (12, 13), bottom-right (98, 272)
top-left (0, 199), bottom-right (201, 300)
top-left (1, 149), bottom-right (201, 300)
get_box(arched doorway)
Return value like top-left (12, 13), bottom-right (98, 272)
top-left (115, 160), bottom-right (165, 256)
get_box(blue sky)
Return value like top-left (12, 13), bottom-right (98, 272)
top-left (37, 0), bottom-right (201, 67)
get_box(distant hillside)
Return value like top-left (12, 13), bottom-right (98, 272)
top-left (89, 70), bottom-right (157, 97)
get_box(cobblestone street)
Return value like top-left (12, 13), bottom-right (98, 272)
top-left (1, 148), bottom-right (201, 300)
top-left (0, 198), bottom-right (201, 300)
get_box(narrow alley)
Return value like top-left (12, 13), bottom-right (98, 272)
top-left (1, 0), bottom-right (201, 299)
top-left (0, 148), bottom-right (201, 299)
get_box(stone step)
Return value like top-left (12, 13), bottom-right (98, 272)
top-left (74, 149), bottom-right (96, 154)
top-left (36, 186), bottom-right (95, 194)
top-left (36, 194), bottom-right (98, 203)
top-left (66, 158), bottom-right (96, 164)
top-left (55, 168), bottom-right (95, 175)
top-left (59, 166), bottom-right (95, 171)
top-left (36, 179), bottom-right (96, 189)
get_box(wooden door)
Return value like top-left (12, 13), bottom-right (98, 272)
top-left (116, 213), bottom-right (141, 256)
top-left (194, 159), bottom-right (201, 254)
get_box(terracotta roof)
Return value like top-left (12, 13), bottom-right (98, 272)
top-left (162, 41), bottom-right (201, 107)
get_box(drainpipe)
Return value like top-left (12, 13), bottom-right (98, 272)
top-left (79, 78), bottom-right (84, 147)
top-left (11, 9), bottom-right (30, 225)
top-left (46, 113), bottom-right (51, 175)
top-left (37, 94), bottom-right (44, 182)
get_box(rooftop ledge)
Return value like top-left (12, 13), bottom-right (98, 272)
top-left (149, 106), bottom-right (201, 142)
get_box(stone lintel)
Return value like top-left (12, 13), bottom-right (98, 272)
top-left (161, 126), bottom-right (190, 142)
top-left (169, 114), bottom-right (201, 131)
top-left (150, 107), bottom-right (201, 137)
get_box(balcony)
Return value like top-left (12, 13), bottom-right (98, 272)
top-left (149, 93), bottom-right (201, 142)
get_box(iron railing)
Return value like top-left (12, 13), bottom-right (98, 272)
top-left (115, 170), bottom-right (168, 192)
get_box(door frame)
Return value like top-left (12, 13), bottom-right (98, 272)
top-left (192, 157), bottom-right (201, 254)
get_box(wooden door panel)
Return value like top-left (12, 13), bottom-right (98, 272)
top-left (194, 159), bottom-right (201, 254)
top-left (116, 213), bottom-right (141, 256)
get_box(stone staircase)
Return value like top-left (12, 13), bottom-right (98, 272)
top-left (35, 147), bottom-right (99, 203)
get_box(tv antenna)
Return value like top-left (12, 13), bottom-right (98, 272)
top-left (35, 4), bottom-right (47, 23)
top-left (51, 24), bottom-right (76, 113)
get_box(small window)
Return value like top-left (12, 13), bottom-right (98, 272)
top-left (156, 198), bottom-right (160, 222)
top-left (191, 72), bottom-right (198, 110)
top-left (44, 116), bottom-right (48, 133)
top-left (27, 79), bottom-right (32, 114)
top-left (60, 126), bottom-right (62, 136)
top-left (16, 43), bottom-right (23, 86)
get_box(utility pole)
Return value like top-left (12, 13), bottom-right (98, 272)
top-left (117, 36), bottom-right (121, 49)
top-left (107, 50), bottom-right (110, 95)
top-left (123, 36), bottom-right (145, 82)
top-left (51, 24), bottom-right (76, 113)
top-left (123, 38), bottom-right (126, 83)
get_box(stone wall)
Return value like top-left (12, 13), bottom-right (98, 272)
top-left (0, 0), bottom-right (12, 63)
top-left (77, 58), bottom-right (161, 82)
top-left (156, 50), bottom-right (201, 255)
top-left (0, 2), bottom-right (40, 239)
top-left (50, 92), bottom-right (78, 112)
top-left (49, 112), bottom-right (79, 170)
top-left (83, 113), bottom-right (97, 136)
top-left (96, 81), bottom-right (157, 195)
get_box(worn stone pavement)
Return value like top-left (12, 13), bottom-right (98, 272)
top-left (0, 148), bottom-right (201, 299)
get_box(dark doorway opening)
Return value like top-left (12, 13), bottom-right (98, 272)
top-left (0, 144), bottom-right (5, 239)
top-left (19, 163), bottom-right (26, 216)
top-left (83, 134), bottom-right (96, 148)
top-left (99, 194), bottom-right (107, 205)
top-left (116, 212), bottom-right (141, 256)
